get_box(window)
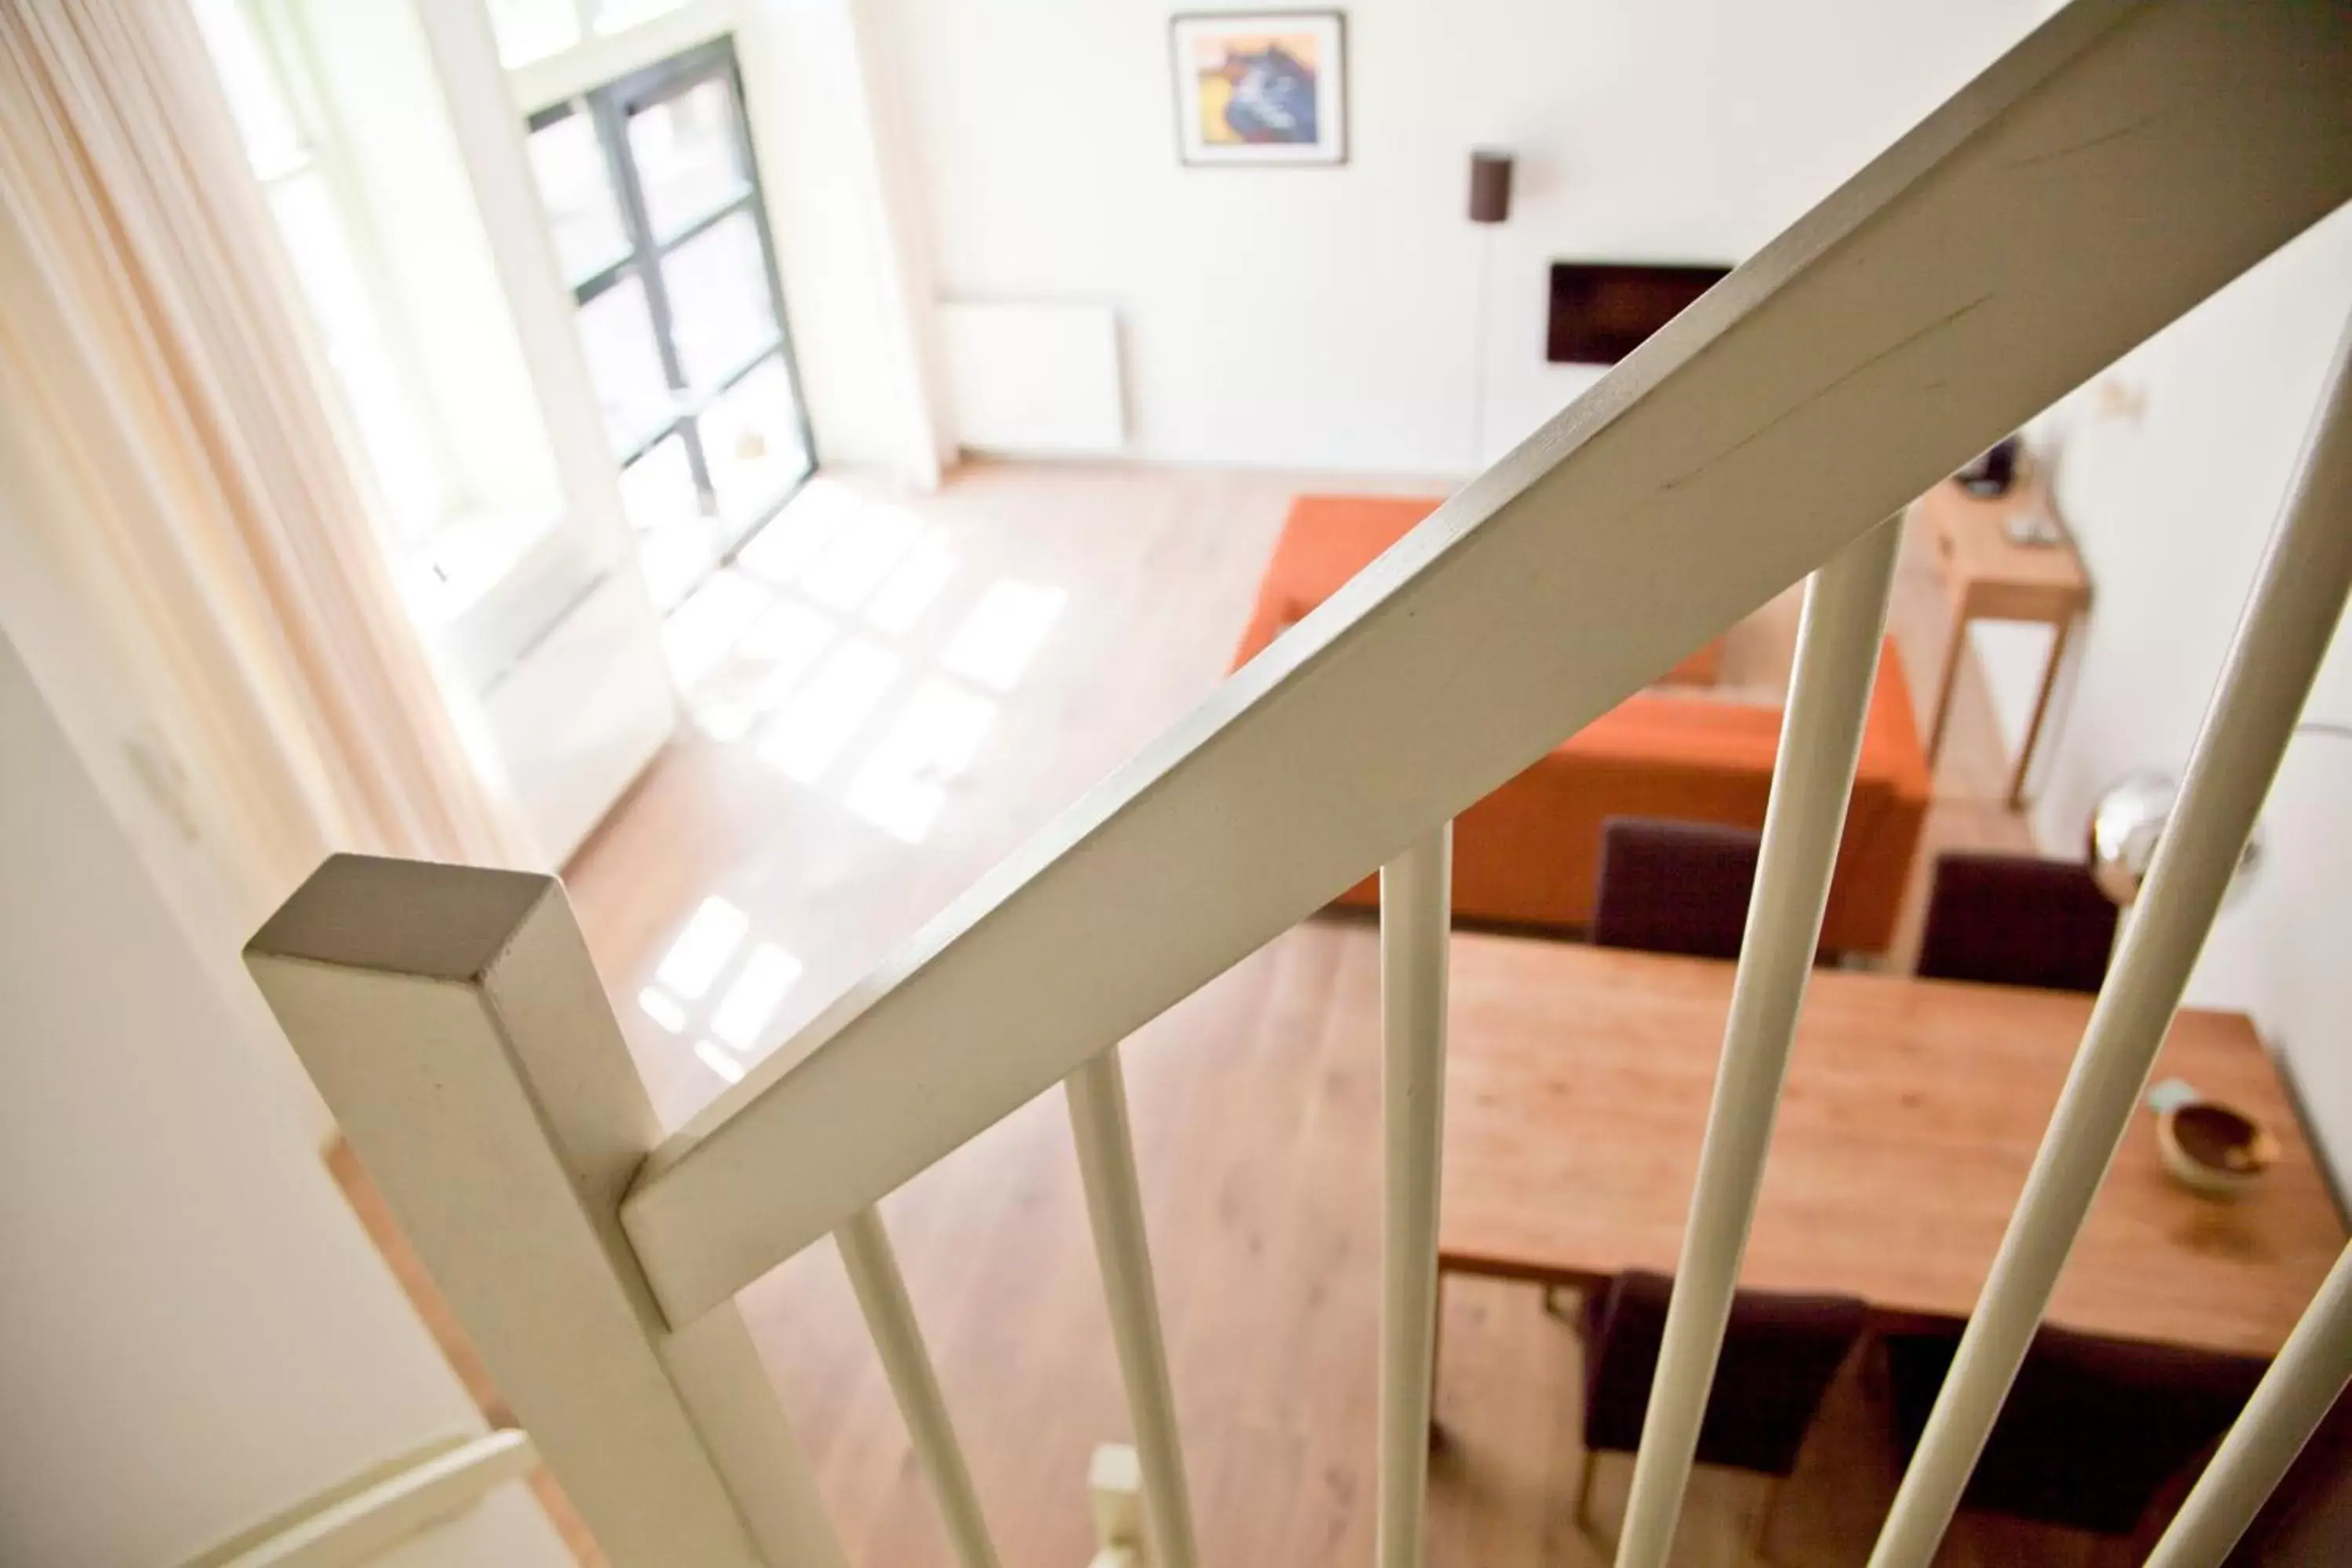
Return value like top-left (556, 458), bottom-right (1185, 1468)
top-left (528, 41), bottom-right (816, 613)
top-left (194, 0), bottom-right (575, 641)
top-left (194, 0), bottom-right (447, 537)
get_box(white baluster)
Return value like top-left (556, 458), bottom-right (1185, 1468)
top-left (1068, 1047), bottom-right (1199, 1568)
top-left (836, 1206), bottom-right (1001, 1568)
top-left (1871, 310), bottom-right (2352, 1568)
top-left (2146, 1242), bottom-right (2352, 1566)
top-left (1614, 516), bottom-right (1904, 1566)
top-left (1377, 822), bottom-right (1454, 1568)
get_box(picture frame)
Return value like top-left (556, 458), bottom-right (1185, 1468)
top-left (1169, 12), bottom-right (1347, 167)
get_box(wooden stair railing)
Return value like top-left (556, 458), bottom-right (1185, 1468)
top-left (247, 2), bottom-right (2352, 1566)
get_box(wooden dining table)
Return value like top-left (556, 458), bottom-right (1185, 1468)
top-left (1438, 935), bottom-right (2345, 1359)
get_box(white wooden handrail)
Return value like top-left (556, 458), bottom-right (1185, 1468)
top-left (618, 0), bottom-right (2352, 1331)
top-left (1868, 287), bottom-right (2352, 1568)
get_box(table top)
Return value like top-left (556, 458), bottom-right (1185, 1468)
top-left (1439, 936), bottom-right (2343, 1359)
top-left (1916, 476), bottom-right (2089, 622)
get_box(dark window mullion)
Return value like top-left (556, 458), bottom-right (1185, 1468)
top-left (572, 254), bottom-right (633, 306)
top-left (652, 189), bottom-right (757, 261)
top-left (567, 36), bottom-right (816, 578)
top-left (674, 416), bottom-right (717, 517)
top-left (613, 49), bottom-right (732, 121)
top-left (589, 90), bottom-right (717, 506)
top-left (713, 338), bottom-right (786, 396)
top-left (660, 337), bottom-right (787, 429)
top-left (617, 415), bottom-right (689, 470)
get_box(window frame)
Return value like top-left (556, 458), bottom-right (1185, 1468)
top-left (532, 35), bottom-right (816, 575)
top-left (205, 0), bottom-right (626, 694)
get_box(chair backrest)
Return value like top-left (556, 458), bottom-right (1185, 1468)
top-left (1915, 852), bottom-right (2118, 994)
top-left (1592, 817), bottom-right (1761, 961)
top-left (1582, 1270), bottom-right (1866, 1478)
top-left (1884, 1324), bottom-right (2269, 1538)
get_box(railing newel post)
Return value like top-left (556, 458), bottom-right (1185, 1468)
top-left (245, 858), bottom-right (845, 1568)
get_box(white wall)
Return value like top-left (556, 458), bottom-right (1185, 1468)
top-left (2013, 203), bottom-right (2352, 1188)
top-left (0, 627), bottom-right (570, 1566)
top-left (878, 0), bottom-right (2046, 472)
top-left (741, 0), bottom-right (951, 483)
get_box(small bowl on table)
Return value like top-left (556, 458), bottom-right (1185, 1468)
top-left (2157, 1098), bottom-right (2278, 1200)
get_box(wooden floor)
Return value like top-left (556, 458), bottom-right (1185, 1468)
top-left (354, 460), bottom-right (2073, 1566)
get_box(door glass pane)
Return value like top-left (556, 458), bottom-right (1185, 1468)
top-left (576, 273), bottom-right (677, 451)
top-left (527, 110), bottom-right (630, 285)
top-left (701, 355), bottom-right (810, 529)
top-left (627, 79), bottom-right (750, 240)
top-left (485, 0), bottom-right (581, 66)
top-left (622, 435), bottom-right (720, 611)
top-left (663, 210), bottom-right (778, 393)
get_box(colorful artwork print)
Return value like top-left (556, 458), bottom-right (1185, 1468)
top-left (1195, 30), bottom-right (1319, 144)
top-left (1171, 13), bottom-right (1346, 165)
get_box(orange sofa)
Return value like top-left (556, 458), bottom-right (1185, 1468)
top-left (1232, 495), bottom-right (1933, 954)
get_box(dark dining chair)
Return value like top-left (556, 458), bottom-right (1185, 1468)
top-left (1914, 851), bottom-right (2118, 993)
top-left (1882, 1324), bottom-right (2268, 1545)
top-left (1592, 817), bottom-right (1762, 961)
top-left (1576, 1270), bottom-right (1867, 1555)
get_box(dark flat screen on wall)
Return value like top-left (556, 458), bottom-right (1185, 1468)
top-left (1547, 263), bottom-right (1731, 364)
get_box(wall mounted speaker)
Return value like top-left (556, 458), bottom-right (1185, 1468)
top-left (1468, 149), bottom-right (1514, 225)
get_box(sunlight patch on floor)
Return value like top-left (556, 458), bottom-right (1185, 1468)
top-left (690, 597), bottom-right (840, 742)
top-left (691, 1039), bottom-right (746, 1083)
top-left (652, 895), bottom-right (749, 1001)
top-left (639, 480), bottom-right (1088, 1085)
top-left (756, 637), bottom-right (902, 786)
top-left (636, 986), bottom-right (688, 1034)
top-left (662, 571), bottom-right (771, 690)
top-left (942, 578), bottom-right (1067, 691)
top-left (798, 503), bottom-right (924, 614)
top-left (734, 477), bottom-right (859, 586)
top-left (843, 677), bottom-right (1000, 844)
top-left (710, 942), bottom-right (805, 1052)
top-left (865, 529), bottom-right (957, 635)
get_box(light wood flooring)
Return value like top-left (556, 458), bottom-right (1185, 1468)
top-left (350, 459), bottom-right (2085, 1566)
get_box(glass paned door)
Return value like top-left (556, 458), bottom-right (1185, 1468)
top-left (527, 38), bottom-right (816, 614)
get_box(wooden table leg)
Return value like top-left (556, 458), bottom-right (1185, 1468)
top-left (1926, 610), bottom-right (1970, 768)
top-left (2008, 615), bottom-right (2074, 809)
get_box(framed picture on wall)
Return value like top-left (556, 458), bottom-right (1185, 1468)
top-left (1170, 12), bottom-right (1347, 166)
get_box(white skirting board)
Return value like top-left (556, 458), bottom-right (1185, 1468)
top-left (936, 301), bottom-right (1125, 456)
